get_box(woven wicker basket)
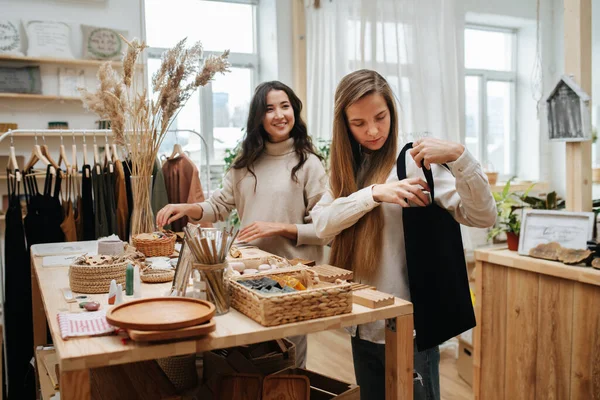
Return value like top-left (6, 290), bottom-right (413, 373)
top-left (229, 267), bottom-right (353, 326)
top-left (157, 354), bottom-right (198, 393)
top-left (140, 268), bottom-right (175, 283)
top-left (133, 232), bottom-right (176, 257)
top-left (69, 261), bottom-right (127, 294)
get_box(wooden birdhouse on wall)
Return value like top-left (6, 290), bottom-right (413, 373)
top-left (547, 75), bottom-right (592, 141)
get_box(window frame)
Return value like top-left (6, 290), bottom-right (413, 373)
top-left (465, 24), bottom-right (518, 177)
top-left (144, 0), bottom-right (259, 163)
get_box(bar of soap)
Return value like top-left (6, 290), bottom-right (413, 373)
top-left (230, 261), bottom-right (246, 272)
top-left (243, 269), bottom-right (258, 275)
top-left (258, 264), bottom-right (271, 271)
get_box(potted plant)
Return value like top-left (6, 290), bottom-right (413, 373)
top-left (488, 178), bottom-right (565, 250)
top-left (488, 179), bottom-right (533, 251)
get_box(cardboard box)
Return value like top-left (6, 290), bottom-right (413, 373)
top-left (457, 339), bottom-right (473, 387)
top-left (275, 367), bottom-right (360, 399)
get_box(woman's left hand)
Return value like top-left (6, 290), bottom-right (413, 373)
top-left (410, 137), bottom-right (465, 169)
top-left (238, 222), bottom-right (292, 243)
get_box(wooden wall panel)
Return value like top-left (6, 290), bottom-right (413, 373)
top-left (535, 275), bottom-right (574, 400)
top-left (570, 282), bottom-right (600, 400)
top-left (478, 263), bottom-right (508, 400)
top-left (505, 269), bottom-right (539, 400)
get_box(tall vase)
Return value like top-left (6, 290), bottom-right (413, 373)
top-left (129, 175), bottom-right (155, 242)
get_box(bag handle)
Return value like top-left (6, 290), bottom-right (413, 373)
top-left (396, 142), bottom-right (436, 201)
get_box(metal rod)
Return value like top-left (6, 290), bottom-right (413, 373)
top-left (0, 128), bottom-right (212, 197)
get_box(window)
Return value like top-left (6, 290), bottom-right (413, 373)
top-left (465, 27), bottom-right (516, 176)
top-left (144, 0), bottom-right (258, 165)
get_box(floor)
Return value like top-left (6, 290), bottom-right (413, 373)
top-left (307, 329), bottom-right (473, 400)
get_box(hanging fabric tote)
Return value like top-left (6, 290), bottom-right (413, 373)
top-left (397, 142), bottom-right (475, 351)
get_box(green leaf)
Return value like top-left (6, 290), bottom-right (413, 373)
top-left (502, 178), bottom-right (512, 198)
top-left (522, 182), bottom-right (537, 197)
top-left (546, 191), bottom-right (557, 210)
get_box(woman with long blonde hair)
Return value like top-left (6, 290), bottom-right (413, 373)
top-left (311, 69), bottom-right (496, 399)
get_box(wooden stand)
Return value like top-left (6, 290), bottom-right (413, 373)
top-left (474, 248), bottom-right (600, 399)
top-left (30, 244), bottom-right (414, 400)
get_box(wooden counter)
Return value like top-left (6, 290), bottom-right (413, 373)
top-left (474, 248), bottom-right (600, 400)
top-left (30, 245), bottom-right (415, 400)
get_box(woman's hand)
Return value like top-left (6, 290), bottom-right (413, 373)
top-left (410, 137), bottom-right (465, 169)
top-left (156, 204), bottom-right (202, 228)
top-left (372, 178), bottom-right (431, 207)
top-left (237, 222), bottom-right (298, 243)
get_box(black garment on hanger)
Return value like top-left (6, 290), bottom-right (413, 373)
top-left (24, 165), bottom-right (64, 248)
top-left (104, 163), bottom-right (118, 236)
top-left (397, 142), bottom-right (475, 351)
top-left (123, 160), bottom-right (133, 239)
top-left (92, 163), bottom-right (110, 238)
top-left (81, 164), bottom-right (95, 240)
top-left (4, 170), bottom-right (35, 400)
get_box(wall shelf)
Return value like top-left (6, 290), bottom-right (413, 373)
top-left (0, 93), bottom-right (82, 101)
top-left (0, 54), bottom-right (123, 68)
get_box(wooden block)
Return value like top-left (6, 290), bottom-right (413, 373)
top-left (310, 264), bottom-right (353, 282)
top-left (349, 282), bottom-right (376, 291)
top-left (352, 289), bottom-right (394, 309)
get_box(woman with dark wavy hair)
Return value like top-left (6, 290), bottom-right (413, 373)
top-left (157, 81), bottom-right (329, 367)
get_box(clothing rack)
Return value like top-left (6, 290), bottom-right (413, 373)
top-left (0, 128), bottom-right (211, 197)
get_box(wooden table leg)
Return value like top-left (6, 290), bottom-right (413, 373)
top-left (31, 259), bottom-right (47, 347)
top-left (385, 314), bottom-right (414, 400)
top-left (60, 369), bottom-right (90, 400)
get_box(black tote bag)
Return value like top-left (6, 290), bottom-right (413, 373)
top-left (397, 142), bottom-right (475, 351)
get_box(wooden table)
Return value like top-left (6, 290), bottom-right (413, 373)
top-left (31, 247), bottom-right (415, 400)
top-left (474, 248), bottom-right (600, 400)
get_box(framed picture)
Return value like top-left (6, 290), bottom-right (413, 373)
top-left (0, 20), bottom-right (24, 55)
top-left (25, 20), bottom-right (74, 59)
top-left (518, 209), bottom-right (595, 256)
top-left (81, 25), bottom-right (128, 61)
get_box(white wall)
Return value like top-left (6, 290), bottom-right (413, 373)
top-left (258, 0), bottom-right (294, 86)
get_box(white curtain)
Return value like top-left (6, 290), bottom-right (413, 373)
top-left (306, 0), bottom-right (462, 143)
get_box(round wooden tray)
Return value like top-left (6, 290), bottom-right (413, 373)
top-left (106, 297), bottom-right (215, 331)
top-left (128, 319), bottom-right (217, 342)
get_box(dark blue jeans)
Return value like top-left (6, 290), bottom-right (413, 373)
top-left (351, 333), bottom-right (440, 400)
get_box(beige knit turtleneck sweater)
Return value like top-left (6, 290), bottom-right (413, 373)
top-left (192, 137), bottom-right (329, 264)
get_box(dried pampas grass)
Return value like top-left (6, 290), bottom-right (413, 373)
top-left (80, 36), bottom-right (230, 236)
